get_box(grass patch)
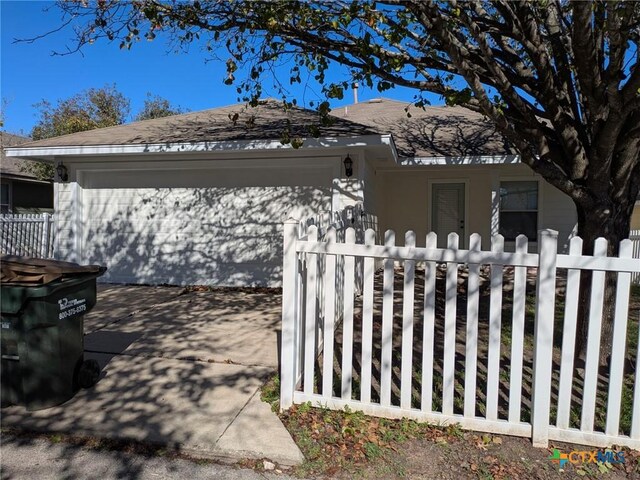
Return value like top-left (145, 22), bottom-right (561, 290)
top-left (260, 374), bottom-right (280, 412)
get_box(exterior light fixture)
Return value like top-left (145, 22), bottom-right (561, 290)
top-left (56, 163), bottom-right (69, 182)
top-left (343, 155), bottom-right (353, 178)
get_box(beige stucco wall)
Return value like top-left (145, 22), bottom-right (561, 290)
top-left (376, 163), bottom-right (577, 251)
top-left (378, 165), bottom-right (491, 247)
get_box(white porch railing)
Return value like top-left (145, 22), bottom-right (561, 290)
top-left (281, 225), bottom-right (640, 450)
top-left (0, 213), bottom-right (55, 258)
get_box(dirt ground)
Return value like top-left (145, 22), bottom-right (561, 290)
top-left (351, 434), bottom-right (639, 480)
top-left (257, 378), bottom-right (638, 480)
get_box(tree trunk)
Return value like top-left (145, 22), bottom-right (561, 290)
top-left (573, 199), bottom-right (633, 365)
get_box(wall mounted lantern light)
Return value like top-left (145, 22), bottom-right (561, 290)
top-left (343, 155), bottom-right (353, 178)
top-left (56, 163), bottom-right (69, 182)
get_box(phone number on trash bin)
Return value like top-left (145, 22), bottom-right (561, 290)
top-left (59, 304), bottom-right (86, 319)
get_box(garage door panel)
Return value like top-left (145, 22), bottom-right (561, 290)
top-left (85, 218), bottom-right (290, 237)
top-left (81, 167), bottom-right (332, 286)
top-left (85, 231), bottom-right (283, 263)
top-left (84, 167), bottom-right (331, 189)
top-left (85, 187), bottom-right (326, 220)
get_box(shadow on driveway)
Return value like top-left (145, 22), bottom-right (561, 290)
top-left (1, 285), bottom-right (303, 465)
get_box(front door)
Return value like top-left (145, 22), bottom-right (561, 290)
top-left (431, 183), bottom-right (465, 248)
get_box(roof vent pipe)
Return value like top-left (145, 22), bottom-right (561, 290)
top-left (353, 82), bottom-right (359, 104)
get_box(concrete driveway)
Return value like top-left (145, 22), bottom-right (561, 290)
top-left (1, 285), bottom-right (303, 465)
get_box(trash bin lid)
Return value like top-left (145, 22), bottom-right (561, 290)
top-left (1, 256), bottom-right (106, 286)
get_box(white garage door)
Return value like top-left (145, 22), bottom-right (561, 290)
top-left (80, 164), bottom-right (333, 286)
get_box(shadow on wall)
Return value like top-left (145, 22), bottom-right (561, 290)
top-left (82, 184), bottom-right (330, 286)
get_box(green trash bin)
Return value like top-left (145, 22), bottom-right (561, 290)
top-left (0, 256), bottom-right (106, 411)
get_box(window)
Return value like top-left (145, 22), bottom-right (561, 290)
top-left (0, 183), bottom-right (10, 213)
top-left (499, 181), bottom-right (538, 240)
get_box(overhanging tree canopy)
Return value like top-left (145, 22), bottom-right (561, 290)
top-left (43, 0), bottom-right (640, 358)
top-left (52, 0), bottom-right (640, 251)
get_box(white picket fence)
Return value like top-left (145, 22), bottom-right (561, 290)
top-left (0, 213), bottom-right (55, 258)
top-left (630, 230), bottom-right (640, 284)
top-left (280, 224), bottom-right (640, 449)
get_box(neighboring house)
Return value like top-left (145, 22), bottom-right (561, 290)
top-left (6, 98), bottom-right (578, 286)
top-left (0, 132), bottom-right (54, 214)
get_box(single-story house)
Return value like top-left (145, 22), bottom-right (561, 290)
top-left (6, 98), bottom-right (583, 286)
top-left (1, 132), bottom-right (54, 214)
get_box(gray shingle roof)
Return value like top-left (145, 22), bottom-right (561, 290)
top-left (11, 98), bottom-right (513, 158)
top-left (330, 98), bottom-right (514, 157)
top-left (1, 132), bottom-right (41, 179)
top-left (16, 100), bottom-right (376, 149)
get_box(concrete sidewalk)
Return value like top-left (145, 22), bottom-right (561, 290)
top-left (1, 434), bottom-right (301, 480)
top-left (1, 285), bottom-right (303, 466)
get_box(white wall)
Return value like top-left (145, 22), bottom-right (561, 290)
top-left (54, 182), bottom-right (80, 263)
top-left (377, 164), bottom-right (493, 247)
top-left (53, 154), bottom-right (360, 286)
top-left (375, 163), bottom-right (577, 251)
top-left (362, 156), bottom-right (380, 215)
top-left (538, 178), bottom-right (578, 252)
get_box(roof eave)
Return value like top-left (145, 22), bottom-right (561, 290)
top-left (400, 155), bottom-right (521, 166)
top-left (5, 134), bottom-right (399, 163)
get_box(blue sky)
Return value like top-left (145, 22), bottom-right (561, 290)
top-left (1, 1), bottom-right (425, 136)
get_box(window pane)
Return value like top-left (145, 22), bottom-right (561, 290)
top-left (0, 184), bottom-right (9, 204)
top-left (499, 212), bottom-right (538, 240)
top-left (500, 181), bottom-right (538, 211)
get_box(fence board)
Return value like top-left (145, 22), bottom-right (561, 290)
top-left (322, 228), bottom-right (337, 398)
top-left (486, 234), bottom-right (504, 421)
top-left (632, 319), bottom-right (640, 440)
top-left (443, 233), bottom-right (459, 416)
top-left (508, 235), bottom-right (528, 423)
top-left (401, 231), bottom-right (416, 410)
top-left (581, 238), bottom-right (608, 432)
top-left (605, 239), bottom-right (633, 436)
top-left (341, 228), bottom-right (356, 400)
top-left (421, 232), bottom-right (437, 412)
top-left (464, 233), bottom-right (481, 418)
top-left (547, 427), bottom-right (640, 450)
top-left (531, 230), bottom-right (558, 447)
top-left (303, 226), bottom-right (319, 395)
top-left (556, 236), bottom-right (583, 429)
top-left (380, 230), bottom-right (396, 407)
top-left (360, 229), bottom-right (376, 404)
top-left (280, 218), bottom-right (300, 409)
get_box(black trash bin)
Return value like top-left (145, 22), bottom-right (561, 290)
top-left (0, 256), bottom-right (106, 411)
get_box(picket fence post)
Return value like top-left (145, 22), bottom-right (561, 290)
top-left (280, 217), bottom-right (300, 410)
top-left (41, 213), bottom-right (52, 258)
top-left (531, 229), bottom-right (558, 447)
